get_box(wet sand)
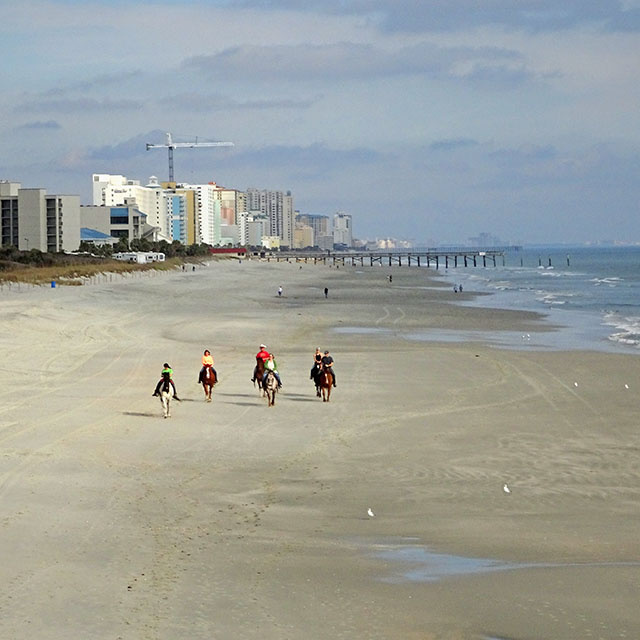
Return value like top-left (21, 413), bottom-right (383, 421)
top-left (0, 259), bottom-right (639, 639)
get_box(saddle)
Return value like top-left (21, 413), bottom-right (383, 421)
top-left (200, 366), bottom-right (216, 385)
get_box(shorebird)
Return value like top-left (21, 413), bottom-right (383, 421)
top-left (503, 484), bottom-right (511, 494)
top-left (367, 508), bottom-right (375, 517)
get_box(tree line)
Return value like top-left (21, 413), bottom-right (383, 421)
top-left (77, 238), bottom-right (212, 258)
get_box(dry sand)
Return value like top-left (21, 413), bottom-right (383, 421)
top-left (0, 259), bottom-right (639, 639)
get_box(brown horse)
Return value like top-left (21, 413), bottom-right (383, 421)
top-left (201, 364), bottom-right (217, 402)
top-left (253, 358), bottom-right (266, 395)
top-left (318, 366), bottom-right (333, 402)
top-left (264, 370), bottom-right (278, 406)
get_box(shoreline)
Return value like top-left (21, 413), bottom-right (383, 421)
top-left (1, 259), bottom-right (638, 639)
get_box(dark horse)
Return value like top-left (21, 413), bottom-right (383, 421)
top-left (311, 363), bottom-right (323, 397)
top-left (201, 364), bottom-right (217, 402)
top-left (317, 365), bottom-right (333, 402)
top-left (253, 358), bottom-right (266, 395)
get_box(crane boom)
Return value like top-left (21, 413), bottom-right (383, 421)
top-left (146, 132), bottom-right (234, 182)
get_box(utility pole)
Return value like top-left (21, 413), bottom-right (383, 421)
top-left (146, 132), bottom-right (234, 182)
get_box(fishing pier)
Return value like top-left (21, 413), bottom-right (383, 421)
top-left (266, 247), bottom-right (521, 269)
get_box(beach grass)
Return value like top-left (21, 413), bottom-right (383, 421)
top-left (0, 256), bottom-right (187, 285)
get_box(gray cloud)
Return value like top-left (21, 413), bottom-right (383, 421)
top-left (233, 0), bottom-right (640, 33)
top-left (41, 71), bottom-right (144, 97)
top-left (89, 130), bottom-right (165, 162)
top-left (158, 93), bottom-right (317, 112)
top-left (183, 41), bottom-right (525, 82)
top-left (17, 97), bottom-right (144, 114)
top-left (429, 138), bottom-right (479, 151)
top-left (16, 120), bottom-right (62, 130)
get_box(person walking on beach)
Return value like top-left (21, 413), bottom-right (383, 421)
top-left (321, 350), bottom-right (337, 387)
top-left (324, 287), bottom-right (328, 298)
top-left (278, 286), bottom-right (283, 297)
top-left (153, 363), bottom-right (180, 400)
top-left (198, 349), bottom-right (218, 384)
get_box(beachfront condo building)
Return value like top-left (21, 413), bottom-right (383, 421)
top-left (80, 202), bottom-right (156, 244)
top-left (93, 174), bottom-right (174, 241)
top-left (293, 223), bottom-right (314, 249)
top-left (333, 212), bottom-right (353, 248)
top-left (245, 188), bottom-right (295, 249)
top-left (296, 213), bottom-right (330, 248)
top-left (1, 181), bottom-right (80, 252)
top-left (92, 174), bottom-right (245, 246)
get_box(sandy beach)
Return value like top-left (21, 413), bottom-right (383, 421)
top-left (1, 259), bottom-right (639, 639)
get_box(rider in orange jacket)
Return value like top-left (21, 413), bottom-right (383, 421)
top-left (198, 349), bottom-right (218, 384)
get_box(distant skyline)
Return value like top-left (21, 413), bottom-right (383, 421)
top-left (2, 0), bottom-right (640, 245)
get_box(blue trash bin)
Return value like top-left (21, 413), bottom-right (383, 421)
top-left (51, 280), bottom-right (56, 288)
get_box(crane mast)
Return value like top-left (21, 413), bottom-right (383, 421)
top-left (146, 132), bottom-right (234, 182)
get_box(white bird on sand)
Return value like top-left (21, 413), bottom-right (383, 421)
top-left (625, 384), bottom-right (629, 389)
top-left (574, 382), bottom-right (579, 387)
top-left (367, 508), bottom-right (375, 517)
top-left (503, 484), bottom-right (511, 494)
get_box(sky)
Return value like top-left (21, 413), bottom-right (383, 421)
top-left (2, 0), bottom-right (640, 245)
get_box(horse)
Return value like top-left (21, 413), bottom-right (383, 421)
top-left (201, 364), bottom-right (217, 402)
top-left (159, 373), bottom-right (174, 418)
top-left (311, 363), bottom-right (323, 397)
top-left (264, 370), bottom-right (278, 407)
top-left (253, 358), bottom-right (266, 396)
top-left (318, 366), bottom-right (333, 402)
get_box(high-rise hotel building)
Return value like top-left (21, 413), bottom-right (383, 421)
top-left (1, 181), bottom-right (80, 252)
top-left (245, 188), bottom-right (294, 248)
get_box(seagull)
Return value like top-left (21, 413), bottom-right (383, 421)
top-left (367, 508), bottom-right (375, 517)
top-left (503, 484), bottom-right (511, 494)
top-left (625, 384), bottom-right (629, 389)
top-left (574, 382), bottom-right (579, 387)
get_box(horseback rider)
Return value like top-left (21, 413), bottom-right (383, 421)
top-left (252, 344), bottom-right (270, 382)
top-left (198, 349), bottom-right (218, 384)
top-left (153, 363), bottom-right (181, 400)
top-left (310, 347), bottom-right (323, 382)
top-left (321, 350), bottom-right (337, 387)
top-left (262, 352), bottom-right (283, 389)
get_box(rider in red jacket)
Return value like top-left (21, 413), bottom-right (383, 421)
top-left (252, 344), bottom-right (270, 382)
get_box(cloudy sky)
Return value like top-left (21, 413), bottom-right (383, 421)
top-left (2, 0), bottom-right (640, 244)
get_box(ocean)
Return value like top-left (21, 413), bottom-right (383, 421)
top-left (436, 246), bottom-right (640, 354)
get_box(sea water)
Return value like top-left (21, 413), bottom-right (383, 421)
top-left (437, 246), bottom-right (640, 353)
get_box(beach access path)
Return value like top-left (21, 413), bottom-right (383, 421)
top-left (0, 259), bottom-right (639, 639)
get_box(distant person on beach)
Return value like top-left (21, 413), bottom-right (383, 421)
top-left (388, 274), bottom-right (392, 283)
top-left (453, 285), bottom-right (458, 293)
top-left (321, 350), bottom-right (337, 387)
top-left (198, 349), bottom-right (218, 384)
top-left (262, 353), bottom-right (282, 388)
top-left (153, 363), bottom-right (180, 400)
top-left (459, 284), bottom-right (463, 292)
top-left (324, 287), bottom-right (328, 298)
top-left (278, 286), bottom-right (283, 297)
